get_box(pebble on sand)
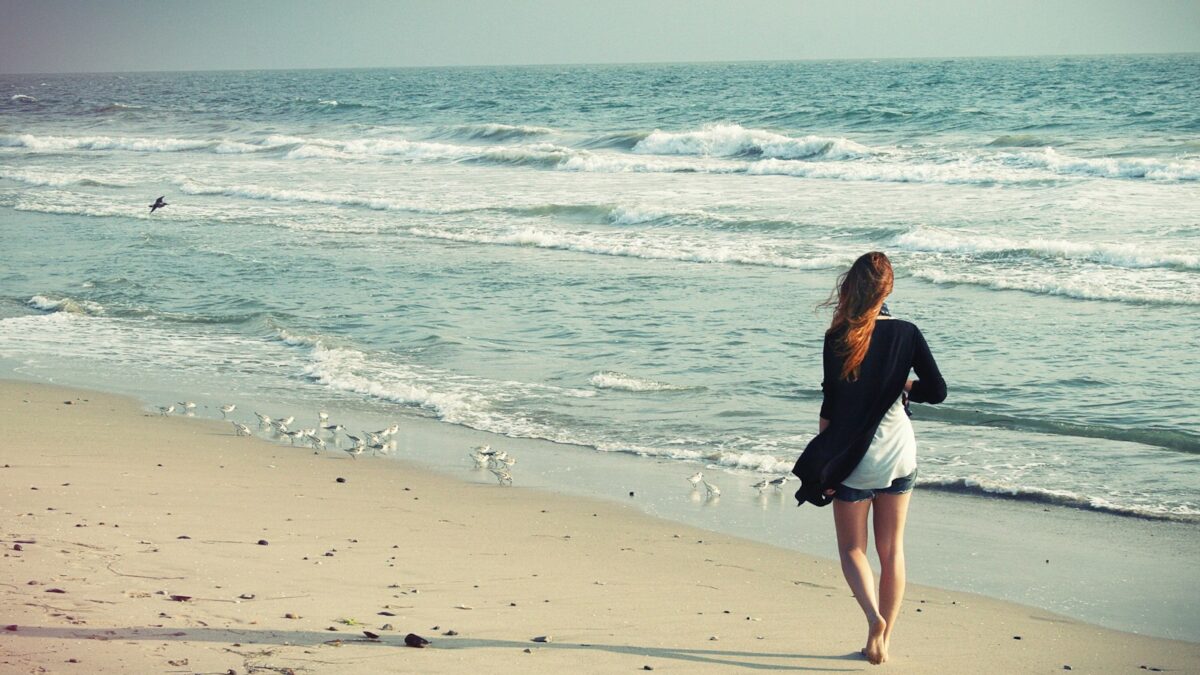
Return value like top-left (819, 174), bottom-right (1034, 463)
top-left (404, 633), bottom-right (430, 648)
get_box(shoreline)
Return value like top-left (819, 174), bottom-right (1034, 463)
top-left (2, 379), bottom-right (1198, 673)
top-left (4, 369), bottom-right (1199, 643)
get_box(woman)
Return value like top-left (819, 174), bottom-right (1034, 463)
top-left (792, 251), bottom-right (946, 665)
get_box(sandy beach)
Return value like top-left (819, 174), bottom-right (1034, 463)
top-left (0, 379), bottom-right (1195, 674)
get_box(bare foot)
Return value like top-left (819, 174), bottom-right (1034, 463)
top-left (864, 617), bottom-right (887, 665)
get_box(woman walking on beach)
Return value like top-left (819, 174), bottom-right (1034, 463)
top-left (792, 252), bottom-right (946, 665)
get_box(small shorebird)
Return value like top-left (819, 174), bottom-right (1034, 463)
top-left (321, 423), bottom-right (345, 435)
top-left (284, 430), bottom-right (304, 445)
top-left (177, 401), bottom-right (196, 415)
top-left (488, 451), bottom-right (515, 470)
top-left (149, 196), bottom-right (167, 213)
top-left (279, 415), bottom-right (295, 427)
top-left (220, 403), bottom-right (236, 418)
top-left (254, 412), bottom-right (272, 426)
top-left (384, 423), bottom-right (399, 437)
top-left (490, 468), bottom-right (513, 486)
top-left (318, 411), bottom-right (329, 423)
top-left (310, 436), bottom-right (327, 451)
top-left (768, 475), bottom-right (791, 490)
top-left (703, 480), bottom-right (721, 498)
top-left (344, 443), bottom-right (365, 460)
top-left (469, 449), bottom-right (490, 468)
top-left (751, 479), bottom-right (770, 493)
top-left (232, 422), bottom-right (252, 437)
top-left (157, 404), bottom-right (175, 416)
top-left (687, 471), bottom-right (704, 488)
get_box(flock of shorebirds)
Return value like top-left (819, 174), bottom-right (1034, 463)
top-left (688, 471), bottom-right (792, 499)
top-left (156, 402), bottom-right (793, 495)
top-left (468, 445), bottom-right (516, 486)
top-left (157, 401), bottom-right (399, 460)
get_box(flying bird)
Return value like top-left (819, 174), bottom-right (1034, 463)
top-left (149, 196), bottom-right (167, 213)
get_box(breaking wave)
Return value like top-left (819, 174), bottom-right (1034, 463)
top-left (590, 371), bottom-right (694, 392)
top-left (894, 227), bottom-right (1200, 271)
top-left (26, 295), bottom-right (105, 316)
top-left (909, 267), bottom-right (1200, 306)
top-left (633, 124), bottom-right (871, 159)
top-left (920, 476), bottom-right (1199, 522)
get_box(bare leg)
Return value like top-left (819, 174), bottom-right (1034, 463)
top-left (872, 490), bottom-right (912, 664)
top-left (833, 498), bottom-right (887, 664)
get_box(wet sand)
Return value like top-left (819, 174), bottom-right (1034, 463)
top-left (2, 379), bottom-right (1197, 673)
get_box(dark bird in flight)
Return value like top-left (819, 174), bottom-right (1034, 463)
top-left (149, 196), bottom-right (167, 213)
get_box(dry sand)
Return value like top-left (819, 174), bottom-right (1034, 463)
top-left (2, 379), bottom-right (1197, 674)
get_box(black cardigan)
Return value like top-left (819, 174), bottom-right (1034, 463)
top-left (792, 319), bottom-right (946, 507)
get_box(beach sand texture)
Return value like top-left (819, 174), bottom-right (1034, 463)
top-left (2, 380), bottom-right (1197, 674)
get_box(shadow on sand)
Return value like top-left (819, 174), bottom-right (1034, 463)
top-left (10, 625), bottom-right (865, 671)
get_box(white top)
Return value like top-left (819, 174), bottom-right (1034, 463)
top-left (841, 394), bottom-right (917, 489)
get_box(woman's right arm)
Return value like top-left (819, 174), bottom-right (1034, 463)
top-left (907, 326), bottom-right (947, 404)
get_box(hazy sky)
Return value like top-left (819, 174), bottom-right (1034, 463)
top-left (1, 0), bottom-right (1198, 74)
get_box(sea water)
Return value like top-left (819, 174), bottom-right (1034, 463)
top-left (1, 57), bottom-right (1198, 567)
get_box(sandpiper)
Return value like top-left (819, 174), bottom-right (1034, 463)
top-left (254, 412), bottom-right (272, 426)
top-left (158, 404), bottom-right (176, 416)
top-left (232, 422), bottom-right (252, 437)
top-left (703, 480), bottom-right (721, 498)
top-left (490, 468), bottom-right (513, 486)
top-left (688, 471), bottom-right (704, 488)
top-left (220, 403), bottom-right (236, 418)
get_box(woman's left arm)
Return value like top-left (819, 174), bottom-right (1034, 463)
top-left (907, 326), bottom-right (947, 404)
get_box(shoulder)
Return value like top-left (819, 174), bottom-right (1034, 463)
top-left (876, 318), bottom-right (923, 341)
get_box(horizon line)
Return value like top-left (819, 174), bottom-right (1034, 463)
top-left (2, 50), bottom-right (1197, 77)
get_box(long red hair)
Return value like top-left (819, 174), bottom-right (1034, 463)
top-left (823, 252), bottom-right (894, 381)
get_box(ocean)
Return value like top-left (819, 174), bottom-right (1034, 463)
top-left (2, 55), bottom-right (1198, 528)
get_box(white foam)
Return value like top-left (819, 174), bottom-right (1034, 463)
top-left (590, 371), bottom-right (690, 392)
top-left (894, 227), bottom-right (1200, 271)
top-left (26, 295), bottom-right (105, 315)
top-left (445, 123), bottom-right (556, 140)
top-left (1012, 147), bottom-right (1200, 181)
top-left (175, 180), bottom-right (439, 213)
top-left (910, 266), bottom-right (1200, 306)
top-left (633, 124), bottom-right (871, 159)
top-left (607, 205), bottom-right (711, 226)
top-left (10, 94), bottom-right (37, 103)
top-left (920, 475), bottom-right (1200, 520)
top-left (0, 168), bottom-right (128, 188)
top-left (404, 225), bottom-right (850, 270)
top-left (0, 133), bottom-right (213, 153)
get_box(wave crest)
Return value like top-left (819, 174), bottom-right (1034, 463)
top-left (894, 227), bottom-right (1200, 271)
top-left (590, 371), bottom-right (692, 392)
top-left (920, 476), bottom-right (1199, 522)
top-left (633, 124), bottom-right (871, 160)
top-left (26, 295), bottom-right (105, 316)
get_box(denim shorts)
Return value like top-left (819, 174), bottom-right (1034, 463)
top-left (834, 469), bottom-right (918, 502)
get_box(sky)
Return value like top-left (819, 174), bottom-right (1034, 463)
top-left (1, 0), bottom-right (1198, 74)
